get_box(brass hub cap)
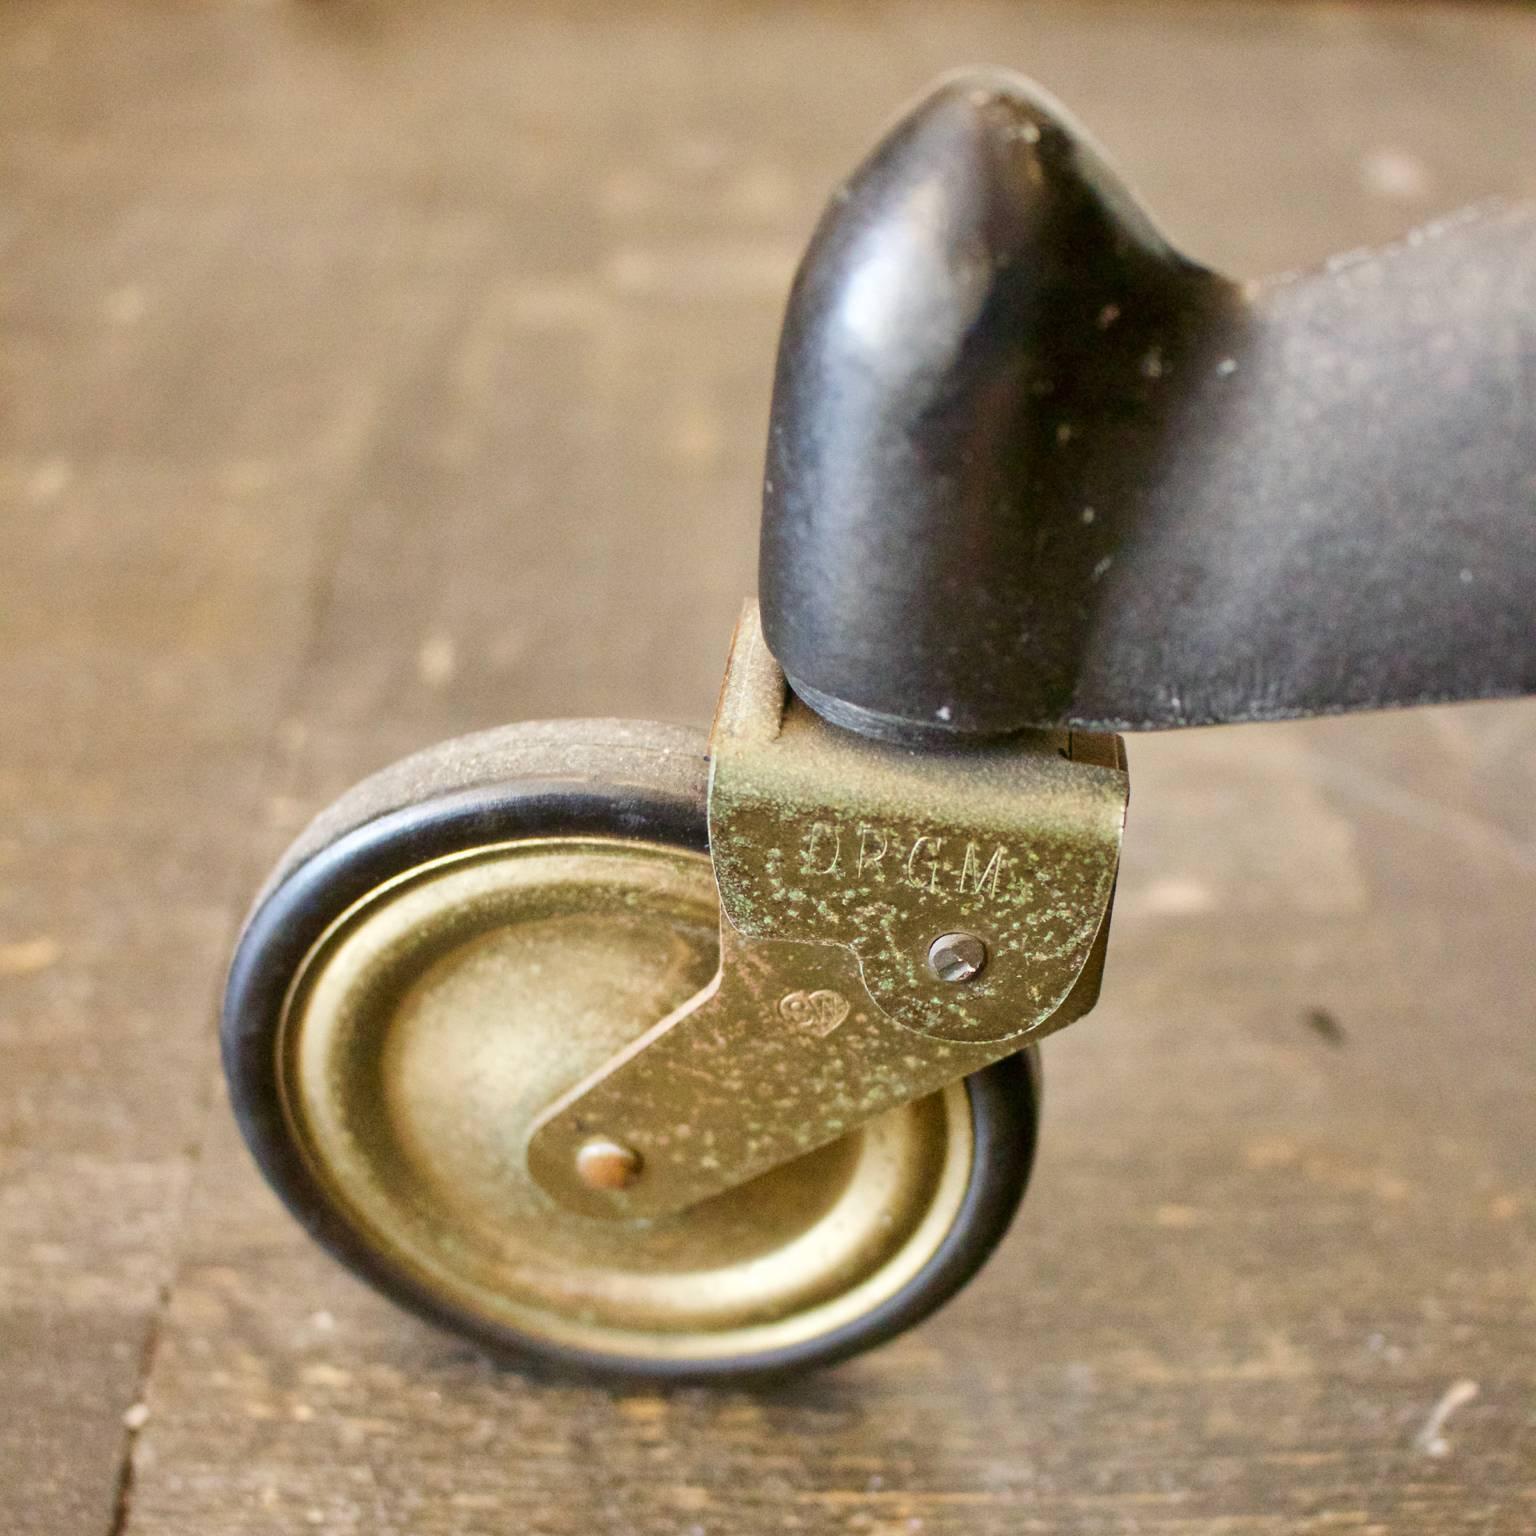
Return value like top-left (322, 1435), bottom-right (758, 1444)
top-left (278, 836), bottom-right (974, 1363)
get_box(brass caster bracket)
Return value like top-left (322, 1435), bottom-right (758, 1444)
top-left (527, 604), bottom-right (1129, 1219)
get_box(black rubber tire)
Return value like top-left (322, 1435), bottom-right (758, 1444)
top-left (222, 719), bottom-right (1040, 1383)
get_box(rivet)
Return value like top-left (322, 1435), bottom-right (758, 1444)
top-left (575, 1137), bottom-right (643, 1192)
top-left (926, 932), bottom-right (988, 983)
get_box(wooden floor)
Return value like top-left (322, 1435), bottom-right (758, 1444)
top-left (3, 2), bottom-right (1534, 1532)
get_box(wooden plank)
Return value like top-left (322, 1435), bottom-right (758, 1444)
top-left (1, 2), bottom-right (1532, 1533)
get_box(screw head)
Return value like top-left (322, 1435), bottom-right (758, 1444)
top-left (575, 1137), bottom-right (643, 1192)
top-left (927, 932), bottom-right (988, 983)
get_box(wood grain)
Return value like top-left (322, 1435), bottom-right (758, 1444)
top-left (1, 3), bottom-right (1532, 1532)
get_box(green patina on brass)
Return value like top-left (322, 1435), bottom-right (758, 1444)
top-left (526, 604), bottom-right (1127, 1220)
top-left (709, 607), bottom-right (1127, 1045)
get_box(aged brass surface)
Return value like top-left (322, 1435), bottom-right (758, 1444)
top-left (711, 607), bottom-right (1128, 1045)
top-left (528, 606), bottom-right (1125, 1219)
top-left (278, 836), bottom-right (975, 1361)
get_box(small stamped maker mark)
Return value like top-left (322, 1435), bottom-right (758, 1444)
top-left (802, 820), bottom-right (1008, 903)
top-left (778, 989), bottom-right (850, 1037)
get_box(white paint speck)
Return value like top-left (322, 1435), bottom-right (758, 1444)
top-left (1414, 1379), bottom-right (1479, 1457)
top-left (1216, 358), bottom-right (1238, 377)
top-left (1459, 568), bottom-right (1474, 585)
top-left (1360, 147), bottom-right (1432, 203)
top-left (1365, 1331), bottom-right (1405, 1363)
top-left (1091, 555), bottom-right (1113, 582)
top-left (936, 704), bottom-right (953, 723)
top-left (123, 1402), bottom-right (150, 1431)
top-left (310, 1310), bottom-right (336, 1332)
top-left (1140, 348), bottom-right (1164, 381)
top-left (1097, 303), bottom-right (1121, 330)
top-left (1080, 506), bottom-right (1096, 525)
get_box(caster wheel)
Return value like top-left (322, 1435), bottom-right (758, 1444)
top-left (223, 720), bottom-right (1040, 1382)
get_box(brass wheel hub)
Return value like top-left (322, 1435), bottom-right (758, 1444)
top-left (278, 836), bottom-right (975, 1362)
